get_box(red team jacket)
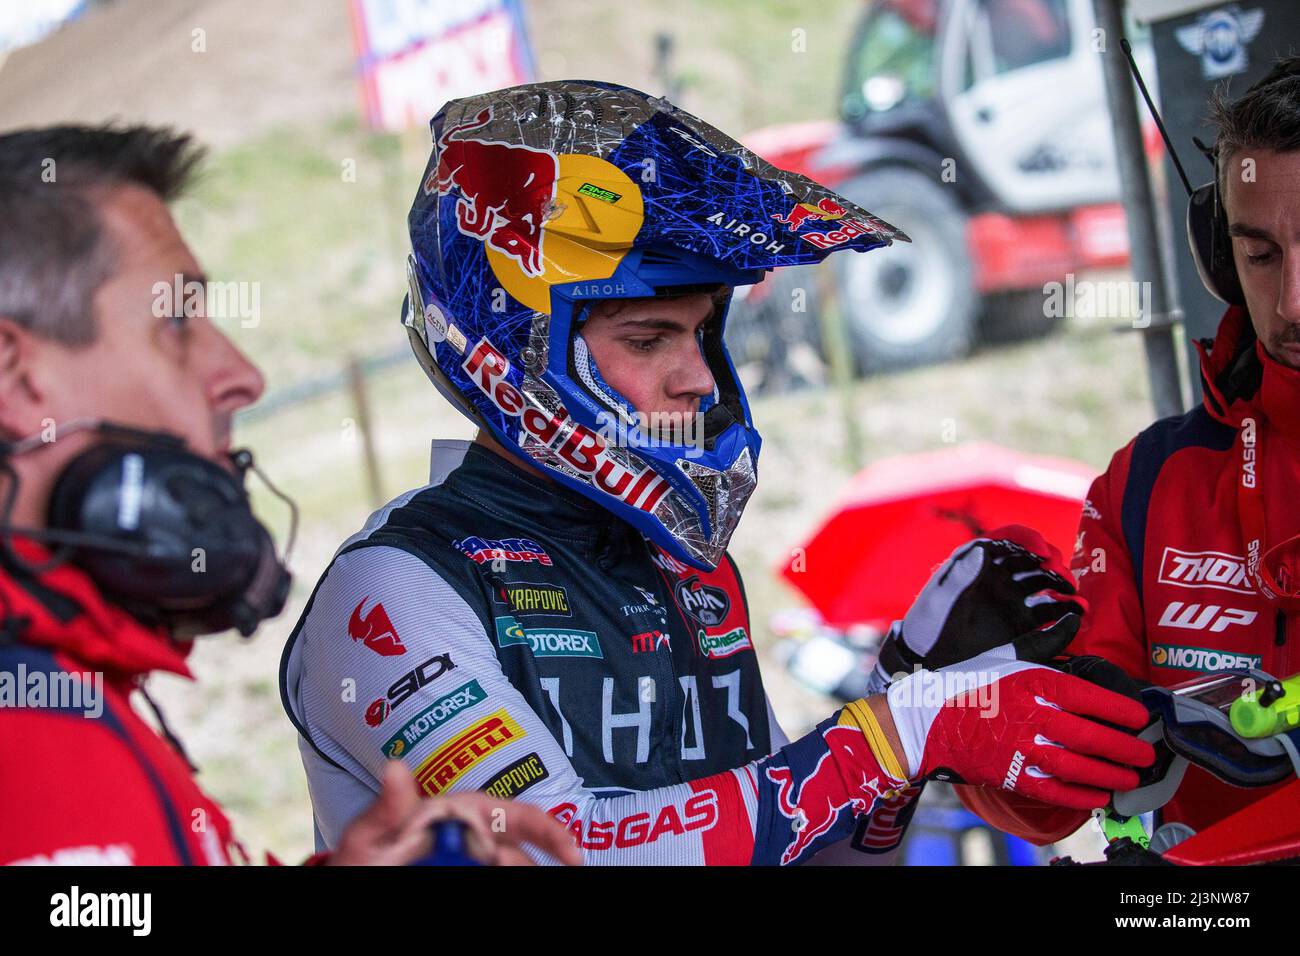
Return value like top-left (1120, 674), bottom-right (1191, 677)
top-left (0, 542), bottom-right (240, 865)
top-left (962, 307), bottom-right (1297, 842)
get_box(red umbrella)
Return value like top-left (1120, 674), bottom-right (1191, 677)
top-left (778, 442), bottom-right (1095, 630)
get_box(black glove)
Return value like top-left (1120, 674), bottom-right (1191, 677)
top-left (872, 525), bottom-right (1085, 688)
top-left (1054, 654), bottom-right (1147, 703)
top-left (1053, 655), bottom-right (1171, 793)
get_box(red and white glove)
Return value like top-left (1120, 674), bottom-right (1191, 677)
top-left (884, 654), bottom-right (1155, 810)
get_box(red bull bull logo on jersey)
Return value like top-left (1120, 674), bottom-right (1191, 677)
top-left (427, 107), bottom-right (560, 278)
top-left (765, 724), bottom-right (902, 865)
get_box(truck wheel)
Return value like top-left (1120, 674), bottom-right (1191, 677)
top-left (724, 264), bottom-right (825, 395)
top-left (832, 167), bottom-right (976, 372)
top-left (979, 288), bottom-right (1065, 345)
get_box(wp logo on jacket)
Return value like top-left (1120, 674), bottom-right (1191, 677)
top-left (415, 709), bottom-right (526, 795)
top-left (675, 575), bottom-right (731, 627)
top-left (348, 598), bottom-right (407, 656)
top-left (365, 653), bottom-right (457, 727)
top-left (1157, 601), bottom-right (1257, 634)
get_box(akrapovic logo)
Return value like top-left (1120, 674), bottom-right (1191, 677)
top-left (1157, 601), bottom-right (1257, 633)
top-left (1158, 548), bottom-right (1254, 595)
top-left (1151, 643), bottom-right (1262, 672)
top-left (1002, 751), bottom-right (1026, 791)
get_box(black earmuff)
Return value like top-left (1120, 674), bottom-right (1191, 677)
top-left (1187, 174), bottom-right (1244, 306)
top-left (40, 429), bottom-right (291, 638)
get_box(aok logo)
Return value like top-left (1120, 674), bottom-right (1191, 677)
top-left (1157, 548), bottom-right (1254, 595)
top-left (1157, 601), bottom-right (1257, 633)
top-left (674, 575), bottom-right (731, 628)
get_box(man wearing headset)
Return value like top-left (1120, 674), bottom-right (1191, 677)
top-left (0, 125), bottom-right (580, 866)
top-left (959, 59), bottom-right (1300, 845)
top-left (281, 81), bottom-right (1156, 865)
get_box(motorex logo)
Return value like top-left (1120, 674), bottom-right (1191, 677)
top-left (495, 616), bottom-right (603, 659)
top-left (1150, 643), bottom-right (1262, 672)
top-left (382, 679), bottom-right (488, 759)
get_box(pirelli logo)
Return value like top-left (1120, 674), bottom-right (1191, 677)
top-left (1157, 547), bottom-right (1254, 595)
top-left (483, 752), bottom-right (549, 799)
top-left (415, 709), bottom-right (526, 796)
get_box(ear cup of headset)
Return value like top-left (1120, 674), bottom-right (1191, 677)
top-left (45, 439), bottom-right (279, 635)
top-left (1187, 180), bottom-right (1245, 306)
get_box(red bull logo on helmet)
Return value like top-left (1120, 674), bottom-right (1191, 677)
top-left (463, 337), bottom-right (672, 515)
top-left (771, 197), bottom-right (881, 250)
top-left (771, 197), bottom-right (848, 231)
top-left (427, 107), bottom-right (559, 278)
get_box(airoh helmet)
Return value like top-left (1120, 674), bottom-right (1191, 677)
top-left (404, 80), bottom-right (907, 570)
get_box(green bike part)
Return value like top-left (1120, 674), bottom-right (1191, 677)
top-left (1230, 673), bottom-right (1300, 739)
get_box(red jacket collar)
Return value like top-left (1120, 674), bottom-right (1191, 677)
top-left (2, 539), bottom-right (192, 680)
top-left (1197, 306), bottom-right (1300, 439)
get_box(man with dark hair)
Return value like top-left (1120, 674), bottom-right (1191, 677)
top-left (0, 124), bottom-right (578, 866)
top-left (958, 58), bottom-right (1300, 846)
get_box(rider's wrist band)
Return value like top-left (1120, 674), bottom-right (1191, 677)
top-left (842, 698), bottom-right (908, 785)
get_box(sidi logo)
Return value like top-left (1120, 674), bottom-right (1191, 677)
top-left (1158, 601), bottom-right (1257, 633)
top-left (50, 886), bottom-right (151, 936)
top-left (1002, 751), bottom-right (1026, 791)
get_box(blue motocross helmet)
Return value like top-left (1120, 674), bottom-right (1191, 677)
top-left (404, 80), bottom-right (908, 570)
